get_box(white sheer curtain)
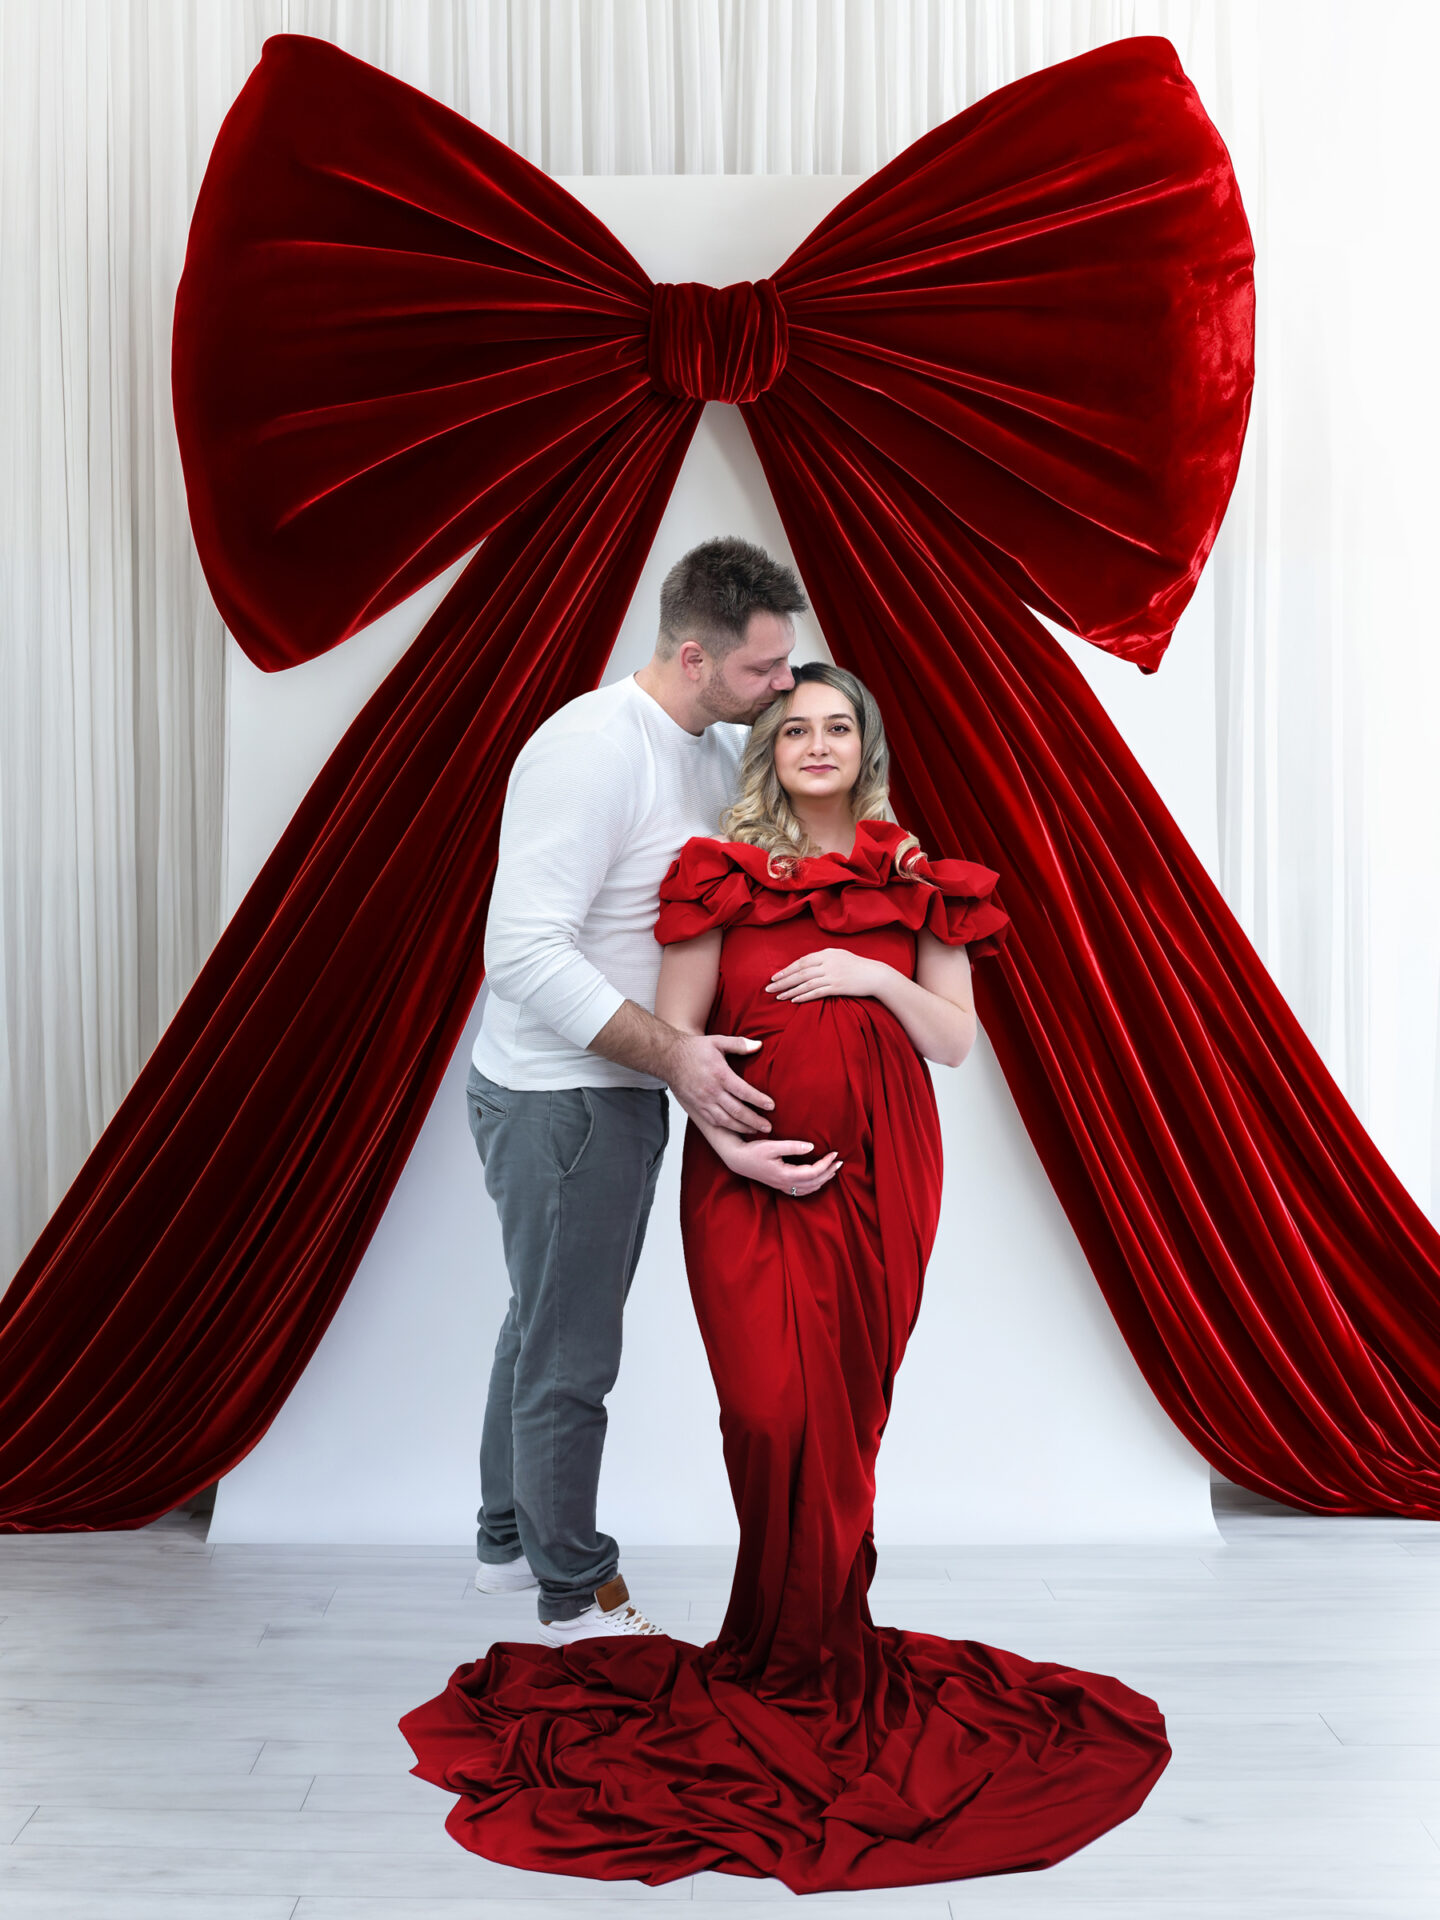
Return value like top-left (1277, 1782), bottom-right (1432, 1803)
top-left (1204, 1), bottom-right (1440, 1213)
top-left (4, 0), bottom-right (1438, 1284)
top-left (1, 0), bottom-right (232, 1280)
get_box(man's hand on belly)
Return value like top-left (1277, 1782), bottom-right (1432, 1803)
top-left (588, 999), bottom-right (777, 1134)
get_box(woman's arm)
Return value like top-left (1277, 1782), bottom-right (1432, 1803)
top-left (766, 928), bottom-right (977, 1069)
top-left (656, 933), bottom-right (841, 1195)
top-left (654, 927), bottom-right (724, 1039)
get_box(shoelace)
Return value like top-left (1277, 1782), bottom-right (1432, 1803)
top-left (609, 1603), bottom-right (665, 1636)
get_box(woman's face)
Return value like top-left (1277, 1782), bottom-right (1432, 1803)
top-left (772, 678), bottom-right (863, 807)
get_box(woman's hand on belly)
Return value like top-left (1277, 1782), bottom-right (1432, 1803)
top-left (765, 949), bottom-right (888, 1003)
top-left (764, 933), bottom-right (978, 1069)
top-left (693, 1118), bottom-right (842, 1197)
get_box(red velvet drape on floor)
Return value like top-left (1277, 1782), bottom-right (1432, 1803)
top-left (3, 32), bottom-right (1439, 1530)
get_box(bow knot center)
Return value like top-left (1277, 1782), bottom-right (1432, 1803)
top-left (648, 279), bottom-right (788, 404)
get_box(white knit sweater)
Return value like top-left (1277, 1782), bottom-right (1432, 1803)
top-left (471, 674), bottom-right (746, 1090)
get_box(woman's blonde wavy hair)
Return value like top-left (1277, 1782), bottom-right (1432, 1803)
top-left (719, 662), bottom-right (922, 878)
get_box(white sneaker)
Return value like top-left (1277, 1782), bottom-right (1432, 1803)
top-left (537, 1574), bottom-right (666, 1646)
top-left (474, 1552), bottom-right (539, 1594)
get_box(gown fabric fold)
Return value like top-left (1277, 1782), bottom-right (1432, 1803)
top-left (399, 821), bottom-right (1170, 1891)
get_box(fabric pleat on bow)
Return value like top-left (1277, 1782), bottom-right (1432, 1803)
top-left (5, 31), bottom-right (1440, 1534)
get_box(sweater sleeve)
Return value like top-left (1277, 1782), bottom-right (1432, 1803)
top-left (482, 726), bottom-right (637, 1049)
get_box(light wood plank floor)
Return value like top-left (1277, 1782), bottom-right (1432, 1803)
top-left (2, 1480), bottom-right (1438, 1918)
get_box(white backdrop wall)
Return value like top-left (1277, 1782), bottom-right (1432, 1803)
top-left (210, 174), bottom-right (1216, 1547)
top-left (4, 0), bottom-right (1439, 1291)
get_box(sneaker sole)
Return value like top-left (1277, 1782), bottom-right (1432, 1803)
top-left (536, 1618), bottom-right (665, 1646)
top-left (474, 1564), bottom-right (539, 1594)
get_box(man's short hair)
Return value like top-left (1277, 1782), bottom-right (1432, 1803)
top-left (657, 537), bottom-right (808, 660)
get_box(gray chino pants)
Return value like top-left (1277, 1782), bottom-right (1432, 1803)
top-left (467, 1062), bottom-right (669, 1621)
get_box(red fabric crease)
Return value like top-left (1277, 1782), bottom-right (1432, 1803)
top-left (2, 30), bottom-right (1438, 1555)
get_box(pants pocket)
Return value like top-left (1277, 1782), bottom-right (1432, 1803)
top-left (548, 1087), bottom-right (595, 1179)
top-left (467, 1075), bottom-right (511, 1157)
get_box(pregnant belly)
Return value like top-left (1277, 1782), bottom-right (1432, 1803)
top-left (720, 994), bottom-right (927, 1160)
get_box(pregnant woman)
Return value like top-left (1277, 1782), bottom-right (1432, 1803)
top-left (401, 663), bottom-right (1170, 1893)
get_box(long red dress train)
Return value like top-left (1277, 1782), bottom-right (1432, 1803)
top-left (399, 821), bottom-right (1170, 1892)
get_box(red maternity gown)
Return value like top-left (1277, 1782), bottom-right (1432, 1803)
top-left (400, 820), bottom-right (1170, 1891)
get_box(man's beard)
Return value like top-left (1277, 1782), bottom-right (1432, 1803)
top-left (696, 668), bottom-right (783, 727)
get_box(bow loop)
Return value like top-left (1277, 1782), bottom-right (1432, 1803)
top-left (648, 279), bottom-right (789, 404)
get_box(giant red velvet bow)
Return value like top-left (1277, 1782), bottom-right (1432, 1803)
top-left (5, 33), bottom-right (1440, 1533)
top-left (175, 35), bottom-right (1251, 677)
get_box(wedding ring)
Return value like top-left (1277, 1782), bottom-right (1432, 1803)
top-left (790, 1185), bottom-right (798, 1197)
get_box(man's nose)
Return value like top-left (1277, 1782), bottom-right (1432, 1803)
top-left (773, 665), bottom-right (795, 689)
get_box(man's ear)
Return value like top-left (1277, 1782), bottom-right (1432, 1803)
top-left (677, 639), bottom-right (709, 682)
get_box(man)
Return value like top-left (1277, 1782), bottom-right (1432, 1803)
top-left (467, 536), bottom-right (811, 1643)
